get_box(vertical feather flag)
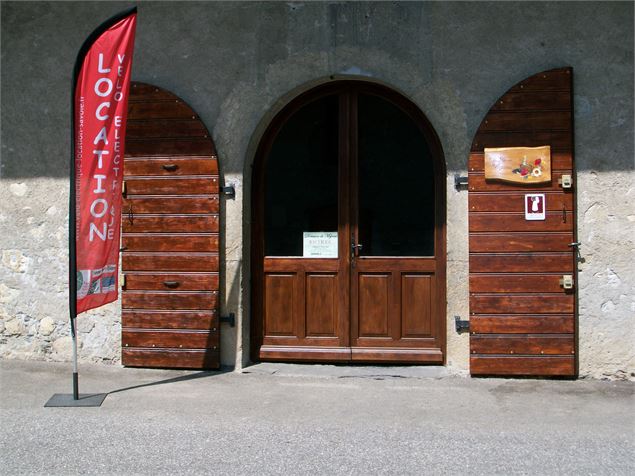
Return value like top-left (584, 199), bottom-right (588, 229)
top-left (71, 8), bottom-right (137, 316)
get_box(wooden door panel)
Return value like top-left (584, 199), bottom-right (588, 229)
top-left (123, 253), bottom-right (219, 272)
top-left (472, 334), bottom-right (573, 358)
top-left (124, 273), bottom-right (219, 291)
top-left (123, 196), bottom-right (219, 214)
top-left (125, 122), bottom-right (209, 140)
top-left (490, 91), bottom-right (571, 112)
top-left (124, 177), bottom-right (219, 195)
top-left (122, 310), bottom-right (217, 330)
top-left (122, 349), bottom-right (219, 368)
top-left (470, 356), bottom-right (575, 376)
top-left (470, 294), bottom-right (574, 314)
top-left (123, 215), bottom-right (219, 233)
top-left (258, 346), bottom-right (350, 362)
top-left (351, 347), bottom-right (443, 363)
top-left (469, 213), bottom-right (573, 232)
top-left (125, 157), bottom-right (218, 175)
top-left (261, 258), bottom-right (346, 353)
top-left (125, 139), bottom-right (214, 157)
top-left (472, 131), bottom-right (571, 152)
top-left (469, 233), bottom-right (573, 252)
top-left (122, 329), bottom-right (219, 349)
top-left (469, 274), bottom-right (567, 293)
top-left (354, 259), bottom-right (437, 273)
top-left (478, 111), bottom-right (571, 132)
top-left (123, 234), bottom-right (218, 252)
top-left (508, 69), bottom-right (571, 91)
top-left (470, 253), bottom-right (573, 273)
top-left (351, 266), bottom-right (443, 358)
top-left (128, 100), bottom-right (198, 120)
top-left (357, 274), bottom-right (391, 337)
top-left (263, 258), bottom-right (340, 273)
top-left (123, 291), bottom-right (218, 310)
top-left (470, 315), bottom-right (574, 334)
top-left (468, 68), bottom-right (576, 377)
top-left (122, 82), bottom-right (220, 369)
top-left (469, 193), bottom-right (573, 213)
top-left (305, 274), bottom-right (338, 337)
top-left (264, 274), bottom-right (296, 336)
top-left (401, 274), bottom-right (432, 337)
top-left (468, 172), bottom-right (573, 192)
top-left (129, 83), bottom-right (179, 99)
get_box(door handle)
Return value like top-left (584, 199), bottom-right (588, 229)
top-left (351, 238), bottom-right (363, 258)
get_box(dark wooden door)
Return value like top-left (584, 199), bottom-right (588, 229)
top-left (121, 82), bottom-right (220, 369)
top-left (253, 82), bottom-right (446, 363)
top-left (468, 68), bottom-right (577, 376)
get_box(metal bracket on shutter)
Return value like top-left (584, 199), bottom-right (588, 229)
top-left (559, 275), bottom-right (574, 290)
top-left (558, 174), bottom-right (573, 189)
top-left (220, 185), bottom-right (235, 198)
top-left (455, 316), bottom-right (470, 333)
top-left (454, 175), bottom-right (469, 190)
top-left (220, 312), bottom-right (235, 327)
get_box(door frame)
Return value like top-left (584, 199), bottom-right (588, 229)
top-left (250, 80), bottom-right (447, 363)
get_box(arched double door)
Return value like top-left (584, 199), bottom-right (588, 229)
top-left (252, 81), bottom-right (446, 363)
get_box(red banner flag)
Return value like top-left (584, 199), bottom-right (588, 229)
top-left (71, 8), bottom-right (137, 314)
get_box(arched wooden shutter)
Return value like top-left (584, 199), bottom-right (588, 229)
top-left (121, 82), bottom-right (220, 369)
top-left (468, 68), bottom-right (576, 377)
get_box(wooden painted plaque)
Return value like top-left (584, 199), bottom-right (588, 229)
top-left (484, 146), bottom-right (551, 184)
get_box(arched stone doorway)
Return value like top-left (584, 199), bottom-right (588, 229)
top-left (251, 81), bottom-right (446, 364)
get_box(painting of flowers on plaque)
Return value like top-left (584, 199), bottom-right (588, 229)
top-left (484, 146), bottom-right (551, 184)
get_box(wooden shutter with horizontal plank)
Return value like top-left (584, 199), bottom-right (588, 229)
top-left (121, 82), bottom-right (220, 369)
top-left (468, 68), bottom-right (577, 377)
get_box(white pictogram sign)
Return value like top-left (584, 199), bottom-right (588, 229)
top-left (525, 193), bottom-right (546, 221)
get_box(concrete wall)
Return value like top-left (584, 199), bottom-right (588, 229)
top-left (1, 1), bottom-right (633, 378)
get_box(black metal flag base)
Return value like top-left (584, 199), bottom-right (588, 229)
top-left (45, 372), bottom-right (107, 407)
top-left (45, 393), bottom-right (108, 407)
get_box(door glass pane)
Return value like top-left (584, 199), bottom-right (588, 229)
top-left (357, 93), bottom-right (435, 256)
top-left (264, 95), bottom-right (339, 256)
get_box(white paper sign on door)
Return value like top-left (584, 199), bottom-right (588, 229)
top-left (525, 193), bottom-right (546, 221)
top-left (303, 232), bottom-right (338, 258)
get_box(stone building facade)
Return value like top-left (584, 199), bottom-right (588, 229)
top-left (1, 1), bottom-right (633, 379)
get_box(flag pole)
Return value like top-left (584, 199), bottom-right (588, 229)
top-left (69, 25), bottom-right (79, 401)
top-left (71, 318), bottom-right (79, 399)
top-left (46, 6), bottom-right (137, 408)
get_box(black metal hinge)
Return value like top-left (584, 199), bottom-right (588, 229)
top-left (220, 313), bottom-right (235, 327)
top-left (454, 174), bottom-right (469, 190)
top-left (455, 316), bottom-right (470, 333)
top-left (220, 185), bottom-right (235, 198)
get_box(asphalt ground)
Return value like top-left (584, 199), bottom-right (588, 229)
top-left (1, 360), bottom-right (633, 475)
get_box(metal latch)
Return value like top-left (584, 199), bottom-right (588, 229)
top-left (559, 275), bottom-right (574, 290)
top-left (558, 174), bottom-right (573, 189)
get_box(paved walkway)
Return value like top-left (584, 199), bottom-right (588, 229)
top-left (1, 360), bottom-right (633, 475)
